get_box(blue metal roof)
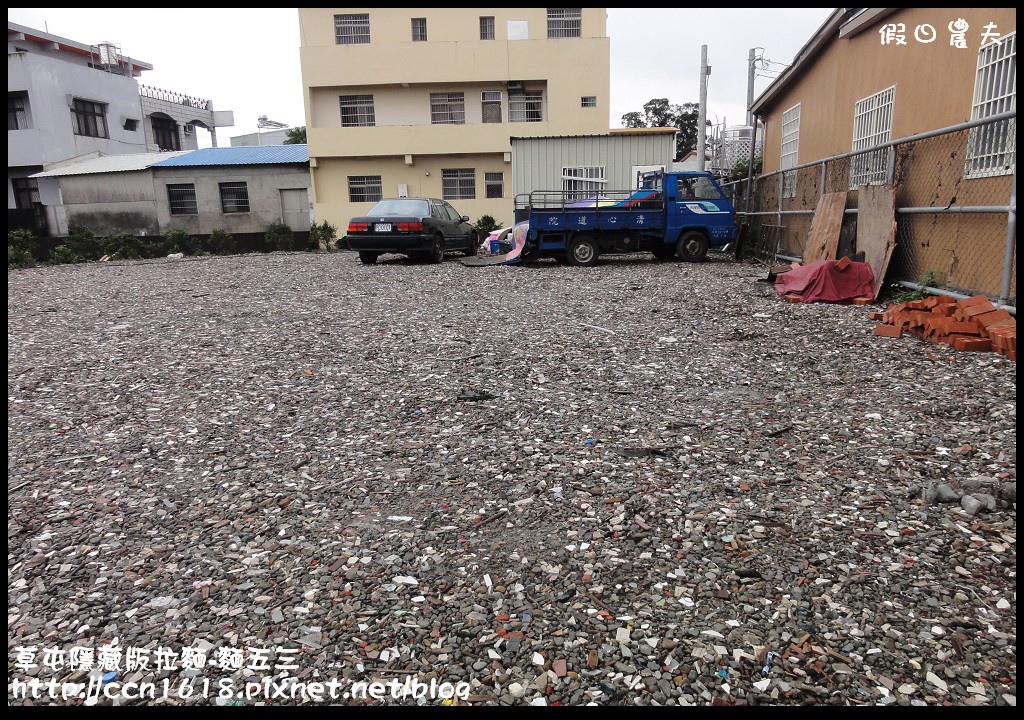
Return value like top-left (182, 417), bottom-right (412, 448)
top-left (152, 144), bottom-right (308, 167)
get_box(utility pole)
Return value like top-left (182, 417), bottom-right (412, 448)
top-left (697, 45), bottom-right (709, 171)
top-left (747, 48), bottom-right (758, 127)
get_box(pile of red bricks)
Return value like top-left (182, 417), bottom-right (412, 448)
top-left (871, 294), bottom-right (1016, 361)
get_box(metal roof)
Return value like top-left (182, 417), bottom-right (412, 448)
top-left (31, 152), bottom-right (189, 178)
top-left (151, 145), bottom-right (309, 167)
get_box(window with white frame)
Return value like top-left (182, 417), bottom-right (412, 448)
top-left (167, 184), bottom-right (198, 215)
top-left (219, 182), bottom-right (250, 214)
top-left (547, 8), bottom-right (582, 38)
top-left (780, 103), bottom-right (800, 198)
top-left (482, 91), bottom-right (502, 123)
top-left (850, 86), bottom-right (894, 188)
top-left (485, 172), bottom-right (504, 199)
top-left (348, 176), bottom-right (382, 203)
top-left (430, 93), bottom-right (465, 125)
top-left (966, 32), bottom-right (1016, 178)
top-left (411, 18), bottom-right (427, 42)
top-left (509, 92), bottom-right (543, 122)
top-left (442, 169), bottom-right (475, 200)
top-left (340, 95), bottom-right (375, 127)
top-left (335, 14), bottom-right (370, 45)
top-left (480, 16), bottom-right (495, 40)
top-left (562, 166), bottom-right (606, 200)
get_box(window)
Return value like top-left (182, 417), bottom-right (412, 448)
top-left (340, 95), bottom-right (375, 127)
top-left (482, 91), bottom-right (502, 123)
top-left (440, 201), bottom-right (464, 222)
top-left (850, 86), bottom-right (894, 188)
top-left (442, 169), bottom-right (475, 200)
top-left (348, 175), bottom-right (382, 203)
top-left (8, 92), bottom-right (28, 130)
top-left (71, 98), bottom-right (108, 138)
top-left (581, 96), bottom-right (597, 108)
top-left (123, 118), bottom-right (139, 132)
top-left (509, 92), bottom-right (544, 122)
top-left (167, 184), bottom-right (198, 215)
top-left (411, 18), bottom-right (427, 42)
top-left (220, 182), bottom-right (250, 213)
top-left (480, 16), bottom-right (495, 40)
top-left (335, 13), bottom-right (370, 45)
top-left (780, 103), bottom-right (800, 198)
top-left (151, 116), bottom-right (180, 151)
top-left (431, 93), bottom-right (465, 125)
top-left (562, 166), bottom-right (606, 199)
top-left (966, 32), bottom-right (1016, 178)
top-left (11, 177), bottom-right (39, 210)
top-left (485, 172), bottom-right (504, 199)
top-left (547, 8), bottom-right (582, 38)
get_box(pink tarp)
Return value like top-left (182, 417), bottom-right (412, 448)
top-left (774, 259), bottom-right (875, 303)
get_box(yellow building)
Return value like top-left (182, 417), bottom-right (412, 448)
top-left (298, 8), bottom-right (610, 230)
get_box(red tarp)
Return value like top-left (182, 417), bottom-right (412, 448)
top-left (774, 259), bottom-right (875, 303)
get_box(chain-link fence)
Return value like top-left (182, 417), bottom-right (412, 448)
top-left (724, 111), bottom-right (1016, 310)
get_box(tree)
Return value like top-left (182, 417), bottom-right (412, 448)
top-left (621, 99), bottom-right (708, 160)
top-left (730, 154), bottom-right (763, 181)
top-left (284, 126), bottom-right (306, 144)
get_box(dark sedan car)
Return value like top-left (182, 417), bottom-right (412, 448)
top-left (343, 197), bottom-right (478, 264)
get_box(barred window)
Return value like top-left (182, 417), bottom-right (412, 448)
top-left (219, 182), bottom-right (250, 213)
top-left (340, 95), bottom-right (375, 127)
top-left (12, 177), bottom-right (39, 210)
top-left (480, 16), bottom-right (495, 40)
top-left (151, 116), bottom-right (180, 151)
top-left (348, 175), bottom-right (382, 203)
top-left (547, 8), bottom-right (582, 38)
top-left (482, 91), bottom-right (502, 124)
top-left (780, 103), bottom-right (800, 198)
top-left (485, 172), bottom-right (504, 199)
top-left (335, 13), bottom-right (370, 45)
top-left (581, 96), bottom-right (597, 108)
top-left (442, 168), bottom-right (475, 200)
top-left (167, 184), bottom-right (198, 215)
top-left (509, 92), bottom-right (543, 123)
top-left (850, 86), bottom-right (894, 188)
top-left (430, 92), bottom-right (465, 125)
top-left (71, 98), bottom-right (108, 138)
top-left (966, 32), bottom-right (1016, 178)
top-left (562, 166), bottom-right (605, 200)
top-left (412, 18), bottom-right (427, 42)
top-left (8, 91), bottom-right (28, 130)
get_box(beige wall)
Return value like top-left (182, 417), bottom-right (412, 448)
top-left (298, 8), bottom-right (610, 229)
top-left (759, 8), bottom-right (1017, 172)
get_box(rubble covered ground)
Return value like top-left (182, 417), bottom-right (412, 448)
top-left (6, 251), bottom-right (1016, 706)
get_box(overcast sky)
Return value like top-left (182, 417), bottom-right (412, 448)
top-left (9, 8), bottom-right (834, 146)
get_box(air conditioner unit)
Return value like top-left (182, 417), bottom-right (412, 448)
top-left (507, 81), bottom-right (524, 94)
top-left (182, 124), bottom-right (194, 136)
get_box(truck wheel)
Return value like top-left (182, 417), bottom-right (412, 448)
top-left (429, 236), bottom-right (444, 264)
top-left (568, 235), bottom-right (599, 267)
top-left (358, 251), bottom-right (379, 265)
top-left (676, 231), bottom-right (708, 262)
top-left (650, 243), bottom-right (675, 260)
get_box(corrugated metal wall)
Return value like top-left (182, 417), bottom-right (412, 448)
top-left (510, 133), bottom-right (675, 199)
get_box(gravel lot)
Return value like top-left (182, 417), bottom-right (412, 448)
top-left (7, 250), bottom-right (1016, 706)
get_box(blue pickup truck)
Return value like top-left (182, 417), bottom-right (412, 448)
top-left (512, 170), bottom-right (738, 266)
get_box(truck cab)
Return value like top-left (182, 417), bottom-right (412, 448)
top-left (642, 170), bottom-right (737, 261)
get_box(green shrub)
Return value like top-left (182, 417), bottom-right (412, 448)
top-left (209, 229), bottom-right (237, 255)
top-left (48, 245), bottom-right (81, 265)
top-left (8, 228), bottom-right (36, 268)
top-left (102, 232), bottom-right (143, 260)
top-left (310, 220), bottom-right (338, 252)
top-left (66, 225), bottom-right (102, 261)
top-left (265, 223), bottom-right (294, 252)
top-left (474, 215), bottom-right (503, 234)
top-left (165, 229), bottom-right (199, 256)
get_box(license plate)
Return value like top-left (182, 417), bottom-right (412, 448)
top-left (374, 223), bottom-right (392, 232)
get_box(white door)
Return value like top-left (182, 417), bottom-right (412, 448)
top-left (280, 189), bottom-right (310, 232)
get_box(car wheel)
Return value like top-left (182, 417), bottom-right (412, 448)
top-left (429, 236), bottom-right (444, 264)
top-left (650, 242), bottom-right (675, 260)
top-left (676, 231), bottom-right (708, 262)
top-left (463, 231), bottom-right (479, 257)
top-left (568, 234), bottom-right (599, 267)
top-left (358, 251), bottom-right (379, 265)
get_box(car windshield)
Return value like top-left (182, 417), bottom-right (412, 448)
top-left (367, 199), bottom-right (430, 216)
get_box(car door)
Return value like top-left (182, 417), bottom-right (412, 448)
top-left (430, 200), bottom-right (454, 248)
top-left (441, 201), bottom-right (471, 247)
